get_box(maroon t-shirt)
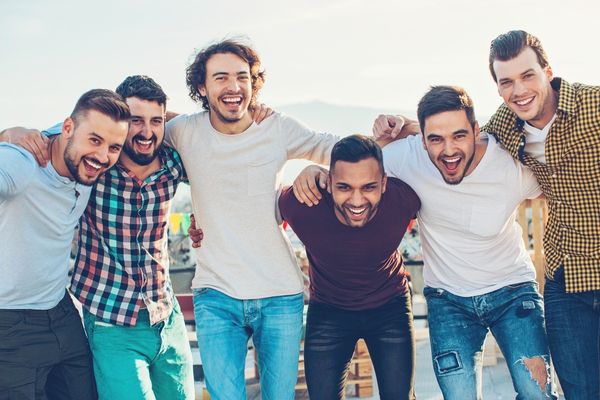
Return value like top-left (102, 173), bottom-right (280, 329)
top-left (279, 177), bottom-right (420, 310)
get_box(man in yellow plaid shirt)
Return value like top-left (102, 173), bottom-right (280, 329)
top-left (484, 30), bottom-right (599, 399)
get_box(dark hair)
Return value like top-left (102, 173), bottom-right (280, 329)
top-left (115, 75), bottom-right (168, 108)
top-left (488, 30), bottom-right (549, 82)
top-left (186, 39), bottom-right (265, 110)
top-left (70, 89), bottom-right (130, 126)
top-left (417, 86), bottom-right (476, 133)
top-left (330, 135), bottom-right (384, 175)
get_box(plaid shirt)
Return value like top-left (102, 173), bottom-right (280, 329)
top-left (484, 78), bottom-right (600, 293)
top-left (70, 146), bottom-right (187, 325)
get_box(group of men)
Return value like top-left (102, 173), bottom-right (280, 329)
top-left (0, 29), bottom-right (598, 400)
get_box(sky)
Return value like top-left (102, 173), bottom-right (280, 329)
top-left (1, 0), bottom-right (598, 129)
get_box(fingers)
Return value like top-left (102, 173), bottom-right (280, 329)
top-left (188, 214), bottom-right (204, 248)
top-left (372, 114), bottom-right (395, 139)
top-left (389, 115), bottom-right (405, 139)
top-left (317, 170), bottom-right (328, 189)
top-left (30, 135), bottom-right (50, 166)
top-left (292, 170), bottom-right (324, 207)
top-left (4, 128), bottom-right (49, 166)
top-left (251, 103), bottom-right (274, 124)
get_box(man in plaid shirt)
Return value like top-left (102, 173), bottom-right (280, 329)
top-left (484, 30), bottom-right (600, 400)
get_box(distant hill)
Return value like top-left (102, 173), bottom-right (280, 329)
top-left (278, 100), bottom-right (412, 138)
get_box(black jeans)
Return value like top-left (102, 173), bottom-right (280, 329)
top-left (0, 291), bottom-right (97, 400)
top-left (304, 294), bottom-right (415, 400)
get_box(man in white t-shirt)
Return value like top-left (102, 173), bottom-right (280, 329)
top-left (295, 86), bottom-right (557, 399)
top-left (165, 39), bottom-right (339, 400)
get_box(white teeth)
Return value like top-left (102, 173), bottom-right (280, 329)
top-left (222, 96), bottom-right (242, 103)
top-left (84, 159), bottom-right (101, 170)
top-left (515, 97), bottom-right (534, 106)
top-left (349, 207), bottom-right (366, 215)
top-left (443, 157), bottom-right (460, 162)
top-left (136, 139), bottom-right (152, 145)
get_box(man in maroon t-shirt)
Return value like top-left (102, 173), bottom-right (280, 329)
top-left (279, 135), bottom-right (420, 400)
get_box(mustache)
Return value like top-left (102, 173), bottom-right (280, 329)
top-left (132, 133), bottom-right (158, 142)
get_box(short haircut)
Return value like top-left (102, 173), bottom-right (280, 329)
top-left (115, 75), bottom-right (168, 108)
top-left (330, 135), bottom-right (384, 175)
top-left (70, 89), bottom-right (131, 126)
top-left (488, 30), bottom-right (550, 82)
top-left (417, 86), bottom-right (476, 133)
top-left (186, 39), bottom-right (266, 110)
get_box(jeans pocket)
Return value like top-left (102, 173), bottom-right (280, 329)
top-left (423, 286), bottom-right (445, 298)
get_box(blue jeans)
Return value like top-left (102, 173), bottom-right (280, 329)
top-left (193, 288), bottom-right (303, 400)
top-left (424, 282), bottom-right (557, 400)
top-left (544, 268), bottom-right (600, 399)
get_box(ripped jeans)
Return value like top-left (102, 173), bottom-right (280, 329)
top-left (424, 282), bottom-right (557, 400)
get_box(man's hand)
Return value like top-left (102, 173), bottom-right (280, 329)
top-left (250, 103), bottom-right (274, 124)
top-left (372, 114), bottom-right (420, 147)
top-left (0, 127), bottom-right (49, 166)
top-left (188, 214), bottom-right (204, 249)
top-left (292, 165), bottom-right (329, 206)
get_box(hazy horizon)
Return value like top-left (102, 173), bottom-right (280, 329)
top-left (2, 0), bottom-right (598, 130)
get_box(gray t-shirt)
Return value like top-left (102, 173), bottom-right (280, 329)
top-left (0, 144), bottom-right (90, 309)
top-left (166, 112), bottom-right (339, 299)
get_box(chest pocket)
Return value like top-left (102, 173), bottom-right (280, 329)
top-left (468, 206), bottom-right (510, 238)
top-left (247, 158), bottom-right (278, 196)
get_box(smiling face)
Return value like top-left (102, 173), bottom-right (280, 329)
top-left (329, 157), bottom-right (387, 228)
top-left (121, 96), bottom-right (165, 166)
top-left (62, 110), bottom-right (128, 185)
top-left (493, 47), bottom-right (557, 129)
top-left (199, 52), bottom-right (254, 133)
top-left (422, 110), bottom-right (480, 185)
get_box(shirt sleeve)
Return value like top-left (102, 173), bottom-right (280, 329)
top-left (0, 144), bottom-right (37, 196)
top-left (280, 114), bottom-right (339, 165)
top-left (518, 163), bottom-right (542, 200)
top-left (278, 186), bottom-right (296, 222)
top-left (165, 114), bottom-right (189, 150)
top-left (42, 122), bottom-right (63, 137)
top-left (382, 136), bottom-right (414, 179)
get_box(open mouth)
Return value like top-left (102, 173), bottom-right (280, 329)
top-left (441, 156), bottom-right (461, 173)
top-left (82, 158), bottom-right (104, 175)
top-left (133, 137), bottom-right (155, 153)
top-left (345, 205), bottom-right (368, 220)
top-left (220, 95), bottom-right (243, 108)
top-left (513, 96), bottom-right (535, 108)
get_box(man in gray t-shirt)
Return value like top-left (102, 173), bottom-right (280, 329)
top-left (0, 90), bottom-right (129, 400)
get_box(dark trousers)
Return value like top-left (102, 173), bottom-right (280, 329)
top-left (0, 291), bottom-right (97, 400)
top-left (544, 268), bottom-right (600, 400)
top-left (304, 294), bottom-right (415, 400)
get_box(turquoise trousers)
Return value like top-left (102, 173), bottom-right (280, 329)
top-left (82, 300), bottom-right (194, 400)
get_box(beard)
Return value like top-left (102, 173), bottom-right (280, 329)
top-left (122, 134), bottom-right (163, 166)
top-left (63, 138), bottom-right (108, 186)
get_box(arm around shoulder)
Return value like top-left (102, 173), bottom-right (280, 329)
top-left (0, 144), bottom-right (38, 196)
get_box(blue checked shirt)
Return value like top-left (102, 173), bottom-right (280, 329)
top-left (45, 122), bottom-right (187, 325)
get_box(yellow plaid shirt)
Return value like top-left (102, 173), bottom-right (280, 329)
top-left (484, 78), bottom-right (600, 293)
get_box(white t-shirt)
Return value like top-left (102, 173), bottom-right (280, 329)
top-left (166, 112), bottom-right (338, 299)
top-left (523, 114), bottom-right (556, 164)
top-left (383, 134), bottom-right (541, 296)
